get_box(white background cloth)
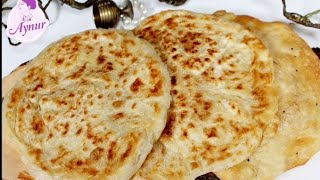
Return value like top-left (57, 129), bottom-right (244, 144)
top-left (2, 0), bottom-right (320, 179)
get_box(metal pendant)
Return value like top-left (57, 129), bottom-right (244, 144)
top-left (159, 0), bottom-right (187, 6)
top-left (93, 0), bottom-right (134, 29)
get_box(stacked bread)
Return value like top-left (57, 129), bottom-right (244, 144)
top-left (2, 10), bottom-right (320, 180)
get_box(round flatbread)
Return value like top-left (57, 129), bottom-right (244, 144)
top-left (133, 10), bottom-right (278, 179)
top-left (2, 29), bottom-right (171, 179)
top-left (2, 63), bottom-right (30, 180)
top-left (216, 13), bottom-right (320, 180)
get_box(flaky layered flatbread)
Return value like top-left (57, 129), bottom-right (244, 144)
top-left (2, 29), bottom-right (171, 179)
top-left (215, 12), bottom-right (320, 180)
top-left (133, 10), bottom-right (278, 179)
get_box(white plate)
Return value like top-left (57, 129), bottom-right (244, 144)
top-left (2, 0), bottom-right (320, 179)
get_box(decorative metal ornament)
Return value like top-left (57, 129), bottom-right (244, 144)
top-left (282, 0), bottom-right (319, 29)
top-left (93, 0), bottom-right (134, 29)
top-left (159, 0), bottom-right (187, 6)
top-left (119, 0), bottom-right (151, 29)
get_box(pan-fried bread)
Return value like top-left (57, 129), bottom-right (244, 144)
top-left (2, 63), bottom-right (28, 99)
top-left (215, 13), bottom-right (320, 180)
top-left (2, 63), bottom-right (28, 180)
top-left (133, 10), bottom-right (278, 179)
top-left (2, 29), bottom-right (171, 179)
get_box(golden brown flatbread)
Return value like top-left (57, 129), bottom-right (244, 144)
top-left (2, 29), bottom-right (171, 179)
top-left (2, 63), bottom-right (29, 180)
top-left (132, 10), bottom-right (278, 179)
top-left (4, 10), bottom-right (318, 180)
top-left (215, 12), bottom-right (320, 180)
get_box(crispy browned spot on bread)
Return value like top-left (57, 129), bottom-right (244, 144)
top-left (119, 133), bottom-right (140, 164)
top-left (108, 141), bottom-right (117, 160)
top-left (83, 168), bottom-right (98, 176)
top-left (162, 112), bottom-right (176, 138)
top-left (204, 127), bottom-right (217, 138)
top-left (93, 33), bottom-right (98, 40)
top-left (31, 116), bottom-right (45, 134)
top-left (55, 58), bottom-right (64, 65)
top-left (112, 100), bottom-right (123, 108)
top-left (150, 80), bottom-right (163, 96)
top-left (90, 147), bottom-right (104, 161)
top-left (17, 171), bottom-right (34, 180)
top-left (191, 162), bottom-right (200, 170)
top-left (62, 123), bottom-right (70, 135)
top-left (76, 128), bottom-right (82, 135)
top-left (112, 113), bottom-right (125, 120)
top-left (69, 64), bottom-right (86, 79)
top-left (103, 62), bottom-right (113, 71)
top-left (153, 102), bottom-right (160, 114)
top-left (7, 88), bottom-right (23, 108)
top-left (121, 145), bottom-right (132, 161)
top-left (97, 55), bottom-right (106, 64)
top-left (50, 151), bottom-right (69, 164)
top-left (171, 76), bottom-right (177, 85)
top-left (29, 149), bottom-right (42, 163)
top-left (130, 78), bottom-right (144, 92)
